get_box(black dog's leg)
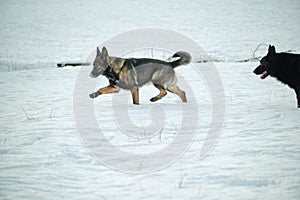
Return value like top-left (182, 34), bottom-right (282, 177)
top-left (295, 88), bottom-right (300, 108)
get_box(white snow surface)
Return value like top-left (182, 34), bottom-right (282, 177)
top-left (1, 0), bottom-right (300, 199)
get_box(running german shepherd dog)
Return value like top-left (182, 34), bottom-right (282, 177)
top-left (253, 45), bottom-right (300, 108)
top-left (89, 47), bottom-right (191, 105)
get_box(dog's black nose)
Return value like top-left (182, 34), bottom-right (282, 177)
top-left (90, 73), bottom-right (96, 78)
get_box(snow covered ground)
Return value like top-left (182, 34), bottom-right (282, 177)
top-left (1, 0), bottom-right (300, 199)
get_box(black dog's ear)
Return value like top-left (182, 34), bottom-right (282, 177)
top-left (96, 47), bottom-right (101, 56)
top-left (268, 45), bottom-right (272, 49)
top-left (268, 45), bottom-right (276, 56)
top-left (102, 47), bottom-right (110, 62)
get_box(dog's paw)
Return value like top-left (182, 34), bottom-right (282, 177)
top-left (89, 92), bottom-right (98, 98)
top-left (150, 97), bottom-right (159, 102)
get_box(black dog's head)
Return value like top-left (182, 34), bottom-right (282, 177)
top-left (253, 45), bottom-right (276, 79)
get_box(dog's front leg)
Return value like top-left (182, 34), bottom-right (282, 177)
top-left (89, 85), bottom-right (120, 98)
top-left (295, 88), bottom-right (300, 108)
top-left (131, 88), bottom-right (139, 105)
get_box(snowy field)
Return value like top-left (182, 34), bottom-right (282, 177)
top-left (1, 0), bottom-right (300, 200)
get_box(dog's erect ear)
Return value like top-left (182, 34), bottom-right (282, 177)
top-left (268, 45), bottom-right (272, 50)
top-left (272, 45), bottom-right (276, 53)
top-left (96, 47), bottom-right (101, 56)
top-left (102, 47), bottom-right (110, 62)
top-left (268, 45), bottom-right (276, 56)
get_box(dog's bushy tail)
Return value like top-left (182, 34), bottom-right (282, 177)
top-left (171, 51), bottom-right (191, 68)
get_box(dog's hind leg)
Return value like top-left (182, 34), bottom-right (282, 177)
top-left (167, 85), bottom-right (187, 102)
top-left (150, 83), bottom-right (167, 102)
top-left (89, 85), bottom-right (120, 98)
top-left (131, 87), bottom-right (140, 105)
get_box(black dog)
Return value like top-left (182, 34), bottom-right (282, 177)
top-left (253, 45), bottom-right (300, 108)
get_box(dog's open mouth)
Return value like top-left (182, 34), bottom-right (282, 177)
top-left (260, 71), bottom-right (269, 79)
